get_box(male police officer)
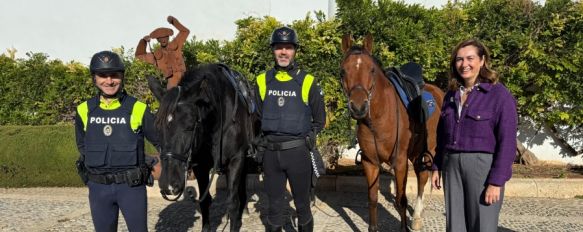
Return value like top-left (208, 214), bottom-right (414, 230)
top-left (75, 50), bottom-right (159, 232)
top-left (255, 26), bottom-right (326, 232)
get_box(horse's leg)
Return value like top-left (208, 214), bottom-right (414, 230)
top-left (363, 159), bottom-right (381, 232)
top-left (411, 166), bottom-right (429, 230)
top-left (394, 153), bottom-right (410, 232)
top-left (194, 165), bottom-right (212, 232)
top-left (226, 152), bottom-right (246, 232)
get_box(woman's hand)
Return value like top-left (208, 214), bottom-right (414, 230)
top-left (431, 170), bottom-right (441, 190)
top-left (484, 185), bottom-right (501, 205)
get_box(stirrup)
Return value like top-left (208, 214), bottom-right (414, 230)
top-left (355, 149), bottom-right (363, 165)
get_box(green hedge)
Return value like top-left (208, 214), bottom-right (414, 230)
top-left (1, 0), bottom-right (581, 165)
top-left (0, 125), bottom-right (157, 187)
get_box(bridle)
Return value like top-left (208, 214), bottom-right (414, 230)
top-left (341, 50), bottom-right (378, 118)
top-left (160, 86), bottom-right (198, 201)
top-left (159, 85), bottom-right (223, 203)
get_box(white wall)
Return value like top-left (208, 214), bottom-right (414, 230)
top-left (341, 119), bottom-right (583, 165)
top-left (518, 120), bottom-right (583, 165)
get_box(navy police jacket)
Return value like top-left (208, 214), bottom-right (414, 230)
top-left (255, 67), bottom-right (326, 138)
top-left (75, 94), bottom-right (159, 174)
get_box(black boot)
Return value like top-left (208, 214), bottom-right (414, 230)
top-left (266, 223), bottom-right (282, 232)
top-left (298, 219), bottom-right (313, 232)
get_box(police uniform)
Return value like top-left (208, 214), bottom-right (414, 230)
top-left (76, 50), bottom-right (160, 231)
top-left (256, 64), bottom-right (326, 230)
top-left (75, 93), bottom-right (159, 232)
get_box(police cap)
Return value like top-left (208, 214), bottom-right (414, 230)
top-left (270, 26), bottom-right (298, 47)
top-left (89, 51), bottom-right (125, 75)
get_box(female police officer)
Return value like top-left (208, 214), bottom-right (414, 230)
top-left (75, 50), bottom-right (159, 232)
top-left (255, 26), bottom-right (326, 232)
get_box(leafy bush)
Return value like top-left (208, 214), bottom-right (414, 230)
top-left (0, 0), bottom-right (581, 161)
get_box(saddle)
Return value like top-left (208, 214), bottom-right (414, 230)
top-left (385, 62), bottom-right (436, 124)
top-left (218, 64), bottom-right (256, 115)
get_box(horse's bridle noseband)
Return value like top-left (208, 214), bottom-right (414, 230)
top-left (160, 115), bottom-right (201, 201)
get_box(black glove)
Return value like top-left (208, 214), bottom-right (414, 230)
top-left (75, 159), bottom-right (88, 185)
top-left (142, 158), bottom-right (157, 187)
top-left (251, 134), bottom-right (267, 164)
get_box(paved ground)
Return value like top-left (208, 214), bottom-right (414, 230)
top-left (1, 185), bottom-right (582, 232)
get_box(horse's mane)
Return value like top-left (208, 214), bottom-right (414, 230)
top-left (154, 64), bottom-right (231, 130)
top-left (345, 46), bottom-right (385, 71)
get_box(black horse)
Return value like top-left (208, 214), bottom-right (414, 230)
top-left (148, 63), bottom-right (260, 231)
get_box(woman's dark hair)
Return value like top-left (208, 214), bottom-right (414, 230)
top-left (448, 38), bottom-right (498, 91)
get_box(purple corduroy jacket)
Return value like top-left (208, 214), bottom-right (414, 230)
top-left (433, 82), bottom-right (518, 186)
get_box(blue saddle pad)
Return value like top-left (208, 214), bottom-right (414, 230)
top-left (388, 76), bottom-right (436, 122)
top-left (422, 90), bottom-right (436, 117)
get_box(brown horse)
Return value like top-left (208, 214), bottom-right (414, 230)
top-left (340, 34), bottom-right (444, 231)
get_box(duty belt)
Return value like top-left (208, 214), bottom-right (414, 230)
top-left (87, 168), bottom-right (143, 186)
top-left (265, 138), bottom-right (306, 151)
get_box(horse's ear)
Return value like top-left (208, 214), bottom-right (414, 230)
top-left (198, 78), bottom-right (211, 103)
top-left (147, 76), bottom-right (165, 101)
top-left (363, 34), bottom-right (374, 53)
top-left (341, 34), bottom-right (353, 54)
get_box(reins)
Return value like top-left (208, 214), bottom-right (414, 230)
top-left (364, 69), bottom-right (400, 187)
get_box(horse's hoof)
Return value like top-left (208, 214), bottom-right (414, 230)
top-left (411, 218), bottom-right (423, 230)
top-left (230, 220), bottom-right (242, 232)
top-left (242, 207), bottom-right (251, 219)
top-left (368, 225), bottom-right (379, 232)
top-left (201, 224), bottom-right (211, 232)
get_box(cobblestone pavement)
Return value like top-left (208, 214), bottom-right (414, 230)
top-left (1, 187), bottom-right (582, 232)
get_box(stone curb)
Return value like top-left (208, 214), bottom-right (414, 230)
top-left (147, 174), bottom-right (583, 199)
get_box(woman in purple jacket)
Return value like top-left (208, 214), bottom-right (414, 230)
top-left (431, 39), bottom-right (518, 232)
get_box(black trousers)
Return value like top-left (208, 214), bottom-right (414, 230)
top-left (263, 145), bottom-right (312, 226)
top-left (87, 181), bottom-right (147, 232)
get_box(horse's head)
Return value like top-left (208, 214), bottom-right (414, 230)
top-left (340, 34), bottom-right (382, 120)
top-left (148, 75), bottom-right (211, 197)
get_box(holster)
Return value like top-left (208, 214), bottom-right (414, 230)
top-left (126, 168), bottom-right (144, 187)
top-left (75, 159), bottom-right (89, 185)
top-left (305, 131), bottom-right (316, 151)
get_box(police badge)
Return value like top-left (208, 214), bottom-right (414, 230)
top-left (103, 125), bottom-right (113, 136)
top-left (277, 96), bottom-right (285, 107)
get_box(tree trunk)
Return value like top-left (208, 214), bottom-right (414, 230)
top-left (515, 139), bottom-right (538, 165)
top-left (545, 123), bottom-right (582, 156)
